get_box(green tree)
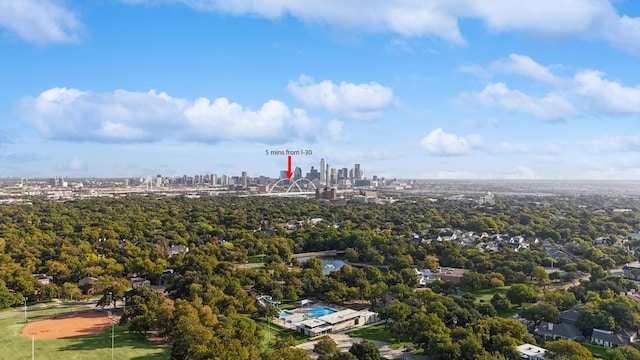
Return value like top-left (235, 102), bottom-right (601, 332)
top-left (506, 284), bottom-right (538, 305)
top-left (314, 336), bottom-right (338, 356)
top-left (546, 339), bottom-right (593, 359)
top-left (521, 302), bottom-right (561, 325)
top-left (612, 346), bottom-right (640, 360)
top-left (349, 340), bottom-right (381, 360)
top-left (491, 293), bottom-right (512, 311)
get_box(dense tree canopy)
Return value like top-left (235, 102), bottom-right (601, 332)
top-left (0, 193), bottom-right (639, 358)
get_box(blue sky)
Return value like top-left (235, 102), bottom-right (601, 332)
top-left (1, 0), bottom-right (639, 180)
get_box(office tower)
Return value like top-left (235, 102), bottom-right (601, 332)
top-left (306, 166), bottom-right (320, 181)
top-left (241, 171), bottom-right (248, 189)
top-left (355, 163), bottom-right (362, 180)
top-left (325, 163), bottom-right (331, 185)
top-left (330, 168), bottom-right (337, 185)
top-left (211, 174), bottom-right (217, 186)
top-left (342, 167), bottom-right (348, 180)
top-left (294, 166), bottom-right (302, 180)
top-left (320, 158), bottom-right (326, 184)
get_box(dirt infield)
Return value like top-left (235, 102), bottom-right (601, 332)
top-left (21, 311), bottom-right (114, 339)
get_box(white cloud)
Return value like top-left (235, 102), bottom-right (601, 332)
top-left (490, 54), bottom-right (563, 85)
top-left (505, 165), bottom-right (537, 179)
top-left (435, 170), bottom-right (478, 179)
top-left (69, 157), bottom-right (87, 171)
top-left (572, 70), bottom-right (640, 114)
top-left (286, 75), bottom-right (396, 120)
top-left (465, 83), bottom-right (576, 121)
top-left (458, 64), bottom-right (491, 78)
top-left (184, 97), bottom-right (316, 142)
top-left (461, 55), bottom-right (640, 119)
top-left (591, 134), bottom-right (640, 153)
top-left (17, 87), bottom-right (317, 143)
top-left (500, 141), bottom-right (528, 153)
top-left (122, 0), bottom-right (640, 53)
top-left (419, 128), bottom-right (482, 156)
top-left (0, 0), bottom-right (83, 45)
top-left (326, 119), bottom-right (349, 142)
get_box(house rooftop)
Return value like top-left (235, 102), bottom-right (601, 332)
top-left (517, 343), bottom-right (547, 357)
top-left (318, 309), bottom-right (361, 325)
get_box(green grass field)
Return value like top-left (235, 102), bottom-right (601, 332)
top-left (253, 316), bottom-right (308, 351)
top-left (464, 286), bottom-right (510, 303)
top-left (348, 324), bottom-right (424, 355)
top-left (0, 307), bottom-right (170, 360)
top-left (582, 343), bottom-right (608, 359)
top-left (463, 286), bottom-right (528, 317)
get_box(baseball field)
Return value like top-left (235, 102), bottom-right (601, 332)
top-left (0, 306), bottom-right (170, 360)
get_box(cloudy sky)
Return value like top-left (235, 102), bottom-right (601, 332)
top-left (1, 0), bottom-right (639, 179)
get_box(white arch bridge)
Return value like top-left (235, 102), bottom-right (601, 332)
top-left (268, 178), bottom-right (318, 194)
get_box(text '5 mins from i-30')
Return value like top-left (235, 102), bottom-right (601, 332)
top-left (264, 149), bottom-right (313, 156)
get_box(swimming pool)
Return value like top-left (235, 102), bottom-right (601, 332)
top-left (306, 306), bottom-right (337, 317)
top-left (279, 310), bottom-right (293, 318)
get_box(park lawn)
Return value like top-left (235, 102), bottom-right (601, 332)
top-left (349, 324), bottom-right (397, 343)
top-left (464, 286), bottom-right (510, 303)
top-left (464, 286), bottom-right (532, 318)
top-left (496, 303), bottom-right (528, 318)
top-left (253, 316), bottom-right (308, 351)
top-left (582, 343), bottom-right (608, 359)
top-left (348, 324), bottom-right (425, 355)
top-left (247, 254), bottom-right (267, 264)
top-left (0, 308), bottom-right (169, 360)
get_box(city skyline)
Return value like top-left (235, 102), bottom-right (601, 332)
top-left (1, 1), bottom-right (639, 179)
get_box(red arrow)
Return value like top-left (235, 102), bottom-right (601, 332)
top-left (286, 155), bottom-right (293, 179)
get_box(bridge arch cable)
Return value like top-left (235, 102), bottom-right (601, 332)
top-left (286, 178), bottom-right (318, 193)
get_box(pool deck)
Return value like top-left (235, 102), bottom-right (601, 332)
top-left (275, 303), bottom-right (343, 329)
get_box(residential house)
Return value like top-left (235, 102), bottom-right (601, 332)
top-left (78, 276), bottom-right (98, 286)
top-left (623, 263), bottom-right (640, 281)
top-left (560, 307), bottom-right (581, 325)
top-left (536, 321), bottom-right (581, 341)
top-left (591, 328), bottom-right (637, 348)
top-left (33, 273), bottom-right (53, 286)
top-left (413, 268), bottom-right (440, 286)
top-left (535, 307), bottom-right (584, 341)
top-left (434, 267), bottom-right (468, 283)
top-left (517, 343), bottom-right (547, 360)
top-left (131, 277), bottom-right (151, 288)
top-left (78, 276), bottom-right (98, 294)
top-left (169, 244), bottom-right (189, 257)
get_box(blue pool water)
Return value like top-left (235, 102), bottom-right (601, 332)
top-left (307, 306), bottom-right (337, 317)
top-left (280, 310), bottom-right (293, 317)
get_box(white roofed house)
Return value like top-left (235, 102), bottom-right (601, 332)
top-left (33, 273), bottom-right (53, 286)
top-left (517, 343), bottom-right (547, 360)
top-left (294, 308), bottom-right (379, 337)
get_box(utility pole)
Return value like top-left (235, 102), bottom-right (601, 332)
top-left (31, 332), bottom-right (35, 360)
top-left (24, 297), bottom-right (28, 323)
top-left (109, 292), bottom-right (114, 360)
